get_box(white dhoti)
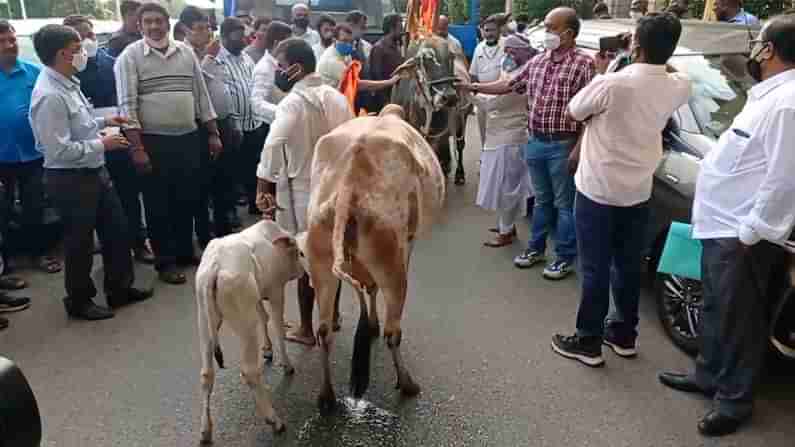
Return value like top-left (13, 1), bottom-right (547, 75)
top-left (477, 143), bottom-right (533, 234)
top-left (275, 177), bottom-right (311, 234)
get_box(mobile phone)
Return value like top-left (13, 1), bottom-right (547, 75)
top-left (599, 36), bottom-right (625, 53)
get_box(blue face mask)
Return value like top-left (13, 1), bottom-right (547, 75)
top-left (336, 42), bottom-right (354, 56)
top-left (502, 55), bottom-right (518, 72)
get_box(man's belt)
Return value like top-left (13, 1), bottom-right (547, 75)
top-left (530, 132), bottom-right (578, 142)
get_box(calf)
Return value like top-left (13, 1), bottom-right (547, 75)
top-left (195, 220), bottom-right (303, 444)
top-left (300, 105), bottom-right (445, 411)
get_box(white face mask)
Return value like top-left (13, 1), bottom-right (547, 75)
top-left (82, 38), bottom-right (98, 58)
top-left (630, 11), bottom-right (644, 20)
top-left (145, 36), bottom-right (170, 50)
top-left (71, 48), bottom-right (88, 72)
top-left (542, 32), bottom-right (562, 51)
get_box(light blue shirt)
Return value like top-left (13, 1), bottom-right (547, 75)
top-left (29, 67), bottom-right (106, 169)
top-left (728, 9), bottom-right (760, 25)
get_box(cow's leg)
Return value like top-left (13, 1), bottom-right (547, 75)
top-left (367, 284), bottom-right (380, 337)
top-left (266, 287), bottom-right (294, 375)
top-left (230, 318), bottom-right (286, 434)
top-left (454, 113), bottom-right (466, 185)
top-left (257, 301), bottom-right (274, 362)
top-left (314, 270), bottom-right (339, 412)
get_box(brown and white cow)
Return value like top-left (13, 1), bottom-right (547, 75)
top-left (299, 105), bottom-right (445, 410)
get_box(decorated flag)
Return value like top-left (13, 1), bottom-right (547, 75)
top-left (340, 60), bottom-right (363, 113)
top-left (406, 0), bottom-right (440, 40)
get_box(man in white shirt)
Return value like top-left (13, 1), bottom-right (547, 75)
top-left (312, 14), bottom-right (336, 61)
top-left (659, 15), bottom-right (795, 437)
top-left (250, 21), bottom-right (292, 211)
top-left (291, 3), bottom-right (320, 48)
top-left (470, 15), bottom-right (504, 146)
top-left (552, 14), bottom-right (691, 367)
top-left (256, 38), bottom-right (354, 346)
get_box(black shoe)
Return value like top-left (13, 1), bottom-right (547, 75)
top-left (698, 411), bottom-right (745, 437)
top-left (0, 316), bottom-right (8, 330)
top-left (551, 334), bottom-right (604, 367)
top-left (63, 297), bottom-right (114, 321)
top-left (603, 329), bottom-right (637, 358)
top-left (658, 371), bottom-right (714, 396)
top-left (0, 293), bottom-right (31, 313)
top-left (158, 270), bottom-right (187, 285)
top-left (107, 287), bottom-right (154, 308)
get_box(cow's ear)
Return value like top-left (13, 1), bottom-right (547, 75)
top-left (272, 235), bottom-right (296, 250)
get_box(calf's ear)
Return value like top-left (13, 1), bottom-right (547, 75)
top-left (272, 235), bottom-right (296, 250)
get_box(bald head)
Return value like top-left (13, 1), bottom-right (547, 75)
top-left (292, 3), bottom-right (310, 30)
top-left (544, 7), bottom-right (580, 50)
top-left (437, 15), bottom-right (450, 37)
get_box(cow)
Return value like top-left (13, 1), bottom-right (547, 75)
top-left (391, 35), bottom-right (468, 185)
top-left (298, 105), bottom-right (445, 411)
top-left (195, 220), bottom-right (304, 444)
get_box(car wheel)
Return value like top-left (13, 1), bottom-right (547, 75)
top-left (655, 273), bottom-right (702, 356)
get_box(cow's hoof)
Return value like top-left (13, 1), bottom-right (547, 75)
top-left (318, 392), bottom-right (337, 414)
top-left (399, 379), bottom-right (421, 397)
top-left (454, 174), bottom-right (465, 186)
top-left (199, 431), bottom-right (213, 445)
top-left (283, 364), bottom-right (296, 376)
top-left (263, 349), bottom-right (274, 363)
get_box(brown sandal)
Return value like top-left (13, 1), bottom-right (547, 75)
top-left (484, 233), bottom-right (515, 248)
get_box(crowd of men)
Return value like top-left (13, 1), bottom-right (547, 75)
top-left (1, 0), bottom-right (794, 439)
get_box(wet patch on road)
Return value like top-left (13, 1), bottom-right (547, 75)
top-left (295, 398), bottom-right (405, 446)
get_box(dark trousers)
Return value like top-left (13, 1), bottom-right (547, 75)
top-left (695, 238), bottom-right (791, 419)
top-left (574, 191), bottom-right (649, 340)
top-left (105, 149), bottom-right (146, 248)
top-left (195, 118), bottom-right (238, 245)
top-left (0, 158), bottom-right (47, 257)
top-left (239, 124), bottom-right (269, 209)
top-left (140, 132), bottom-right (201, 272)
top-left (44, 168), bottom-right (134, 305)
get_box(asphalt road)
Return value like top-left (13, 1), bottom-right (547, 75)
top-left (2, 117), bottom-right (794, 447)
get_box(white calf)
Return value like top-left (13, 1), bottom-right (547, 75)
top-left (195, 220), bottom-right (304, 444)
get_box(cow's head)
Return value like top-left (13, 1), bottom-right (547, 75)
top-left (260, 220), bottom-right (305, 281)
top-left (394, 36), bottom-right (458, 111)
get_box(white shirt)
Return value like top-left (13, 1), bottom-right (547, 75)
top-left (476, 71), bottom-right (528, 150)
top-left (251, 50), bottom-right (281, 124)
top-left (256, 73), bottom-right (353, 185)
top-left (293, 27), bottom-right (321, 47)
top-left (469, 40), bottom-right (504, 83)
top-left (313, 42), bottom-right (332, 61)
top-left (569, 64), bottom-right (691, 207)
top-left (692, 69), bottom-right (795, 245)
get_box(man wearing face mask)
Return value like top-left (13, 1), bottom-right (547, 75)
top-left (659, 14), bottom-right (795, 437)
top-left (64, 15), bottom-right (155, 266)
top-left (255, 38), bottom-right (353, 345)
top-left (470, 15), bottom-right (505, 147)
top-left (30, 24), bottom-right (154, 320)
top-left (474, 34), bottom-right (536, 248)
top-left (312, 15), bottom-right (336, 62)
top-left (115, 2), bottom-right (221, 285)
top-left (291, 3), bottom-right (320, 48)
top-left (714, 0), bottom-right (760, 25)
top-left (245, 17), bottom-right (272, 64)
top-left (108, 0), bottom-right (142, 57)
top-left (464, 8), bottom-right (595, 281)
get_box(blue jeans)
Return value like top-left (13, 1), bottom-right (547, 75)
top-left (574, 191), bottom-right (649, 340)
top-left (524, 137), bottom-right (577, 263)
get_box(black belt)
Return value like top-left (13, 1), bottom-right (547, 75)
top-left (46, 166), bottom-right (103, 175)
top-left (530, 132), bottom-right (578, 142)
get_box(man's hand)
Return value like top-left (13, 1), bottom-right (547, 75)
top-left (208, 134), bottom-right (223, 160)
top-left (388, 74), bottom-right (401, 86)
top-left (106, 116), bottom-right (129, 127)
top-left (131, 148), bottom-right (152, 174)
top-left (568, 138), bottom-right (583, 176)
top-left (206, 39), bottom-right (221, 57)
top-left (455, 79), bottom-right (474, 91)
top-left (101, 134), bottom-right (129, 151)
top-left (286, 63), bottom-right (303, 82)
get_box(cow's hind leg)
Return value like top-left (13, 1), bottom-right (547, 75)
top-left (230, 318), bottom-right (286, 434)
top-left (256, 301), bottom-right (274, 362)
top-left (314, 269), bottom-right (340, 412)
top-left (198, 303), bottom-right (220, 443)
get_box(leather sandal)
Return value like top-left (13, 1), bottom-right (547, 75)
top-left (488, 227), bottom-right (517, 236)
top-left (484, 233), bottom-right (515, 248)
top-left (158, 270), bottom-right (187, 285)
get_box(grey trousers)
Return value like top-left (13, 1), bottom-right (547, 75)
top-left (696, 238), bottom-right (791, 419)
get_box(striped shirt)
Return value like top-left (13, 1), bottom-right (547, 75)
top-left (215, 47), bottom-right (261, 132)
top-left (114, 39), bottom-right (216, 136)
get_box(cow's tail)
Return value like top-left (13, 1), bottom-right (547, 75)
top-left (196, 242), bottom-right (225, 370)
top-left (329, 148), bottom-right (373, 398)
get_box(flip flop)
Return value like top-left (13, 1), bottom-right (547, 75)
top-left (37, 256), bottom-right (63, 274)
top-left (285, 330), bottom-right (316, 347)
top-left (0, 276), bottom-right (27, 291)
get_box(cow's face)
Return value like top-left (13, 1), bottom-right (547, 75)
top-left (396, 36), bottom-right (458, 111)
top-left (272, 234), bottom-right (305, 281)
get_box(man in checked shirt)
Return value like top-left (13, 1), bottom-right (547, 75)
top-left (461, 7), bottom-right (595, 280)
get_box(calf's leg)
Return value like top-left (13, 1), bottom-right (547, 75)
top-left (266, 287), bottom-right (294, 374)
top-left (197, 293), bottom-right (219, 444)
top-left (256, 301), bottom-right (274, 362)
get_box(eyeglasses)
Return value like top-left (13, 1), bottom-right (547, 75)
top-left (747, 38), bottom-right (767, 53)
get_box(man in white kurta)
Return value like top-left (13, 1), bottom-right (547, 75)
top-left (256, 38), bottom-right (353, 345)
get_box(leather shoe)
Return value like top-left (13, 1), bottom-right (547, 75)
top-left (698, 411), bottom-right (745, 437)
top-left (107, 287), bottom-right (154, 308)
top-left (658, 371), bottom-right (714, 396)
top-left (63, 298), bottom-right (114, 320)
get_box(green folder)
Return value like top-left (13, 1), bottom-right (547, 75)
top-left (657, 222), bottom-right (703, 281)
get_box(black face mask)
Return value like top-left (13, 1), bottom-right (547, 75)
top-left (275, 69), bottom-right (297, 92)
top-left (746, 58), bottom-right (763, 82)
top-left (293, 18), bottom-right (309, 29)
top-left (517, 23), bottom-right (527, 33)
